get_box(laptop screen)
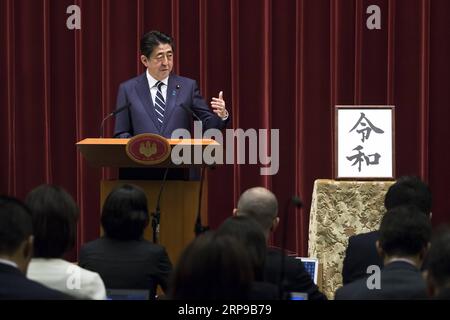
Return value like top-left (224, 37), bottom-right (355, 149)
top-left (295, 257), bottom-right (319, 284)
top-left (106, 289), bottom-right (150, 300)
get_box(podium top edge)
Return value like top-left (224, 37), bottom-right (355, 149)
top-left (76, 138), bottom-right (220, 146)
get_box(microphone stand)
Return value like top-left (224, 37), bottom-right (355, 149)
top-left (279, 196), bottom-right (303, 300)
top-left (179, 103), bottom-right (201, 122)
top-left (151, 167), bottom-right (169, 244)
top-left (194, 166), bottom-right (209, 236)
top-left (99, 113), bottom-right (114, 138)
top-left (99, 103), bottom-right (130, 138)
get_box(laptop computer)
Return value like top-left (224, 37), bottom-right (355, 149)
top-left (106, 289), bottom-right (150, 300)
top-left (295, 257), bottom-right (319, 284)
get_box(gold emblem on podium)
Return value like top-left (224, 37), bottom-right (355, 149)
top-left (126, 133), bottom-right (170, 165)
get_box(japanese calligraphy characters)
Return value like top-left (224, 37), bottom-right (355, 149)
top-left (336, 107), bottom-right (394, 179)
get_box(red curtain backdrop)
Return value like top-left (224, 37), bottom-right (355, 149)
top-left (1, 0), bottom-right (450, 260)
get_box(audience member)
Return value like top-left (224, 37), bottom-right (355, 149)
top-left (25, 185), bottom-right (106, 299)
top-left (216, 216), bottom-right (278, 299)
top-left (169, 231), bottom-right (253, 300)
top-left (235, 187), bottom-right (327, 300)
top-left (426, 226), bottom-right (450, 299)
top-left (79, 184), bottom-right (172, 299)
top-left (0, 195), bottom-right (72, 299)
top-left (342, 176), bottom-right (432, 284)
top-left (335, 205), bottom-right (431, 299)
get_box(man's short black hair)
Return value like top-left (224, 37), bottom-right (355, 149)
top-left (216, 216), bottom-right (267, 281)
top-left (0, 195), bottom-right (33, 255)
top-left (427, 226), bottom-right (450, 287)
top-left (379, 205), bottom-right (431, 257)
top-left (101, 184), bottom-right (149, 241)
top-left (140, 30), bottom-right (174, 58)
top-left (25, 185), bottom-right (79, 258)
top-left (170, 231), bottom-right (253, 300)
top-left (384, 176), bottom-right (432, 215)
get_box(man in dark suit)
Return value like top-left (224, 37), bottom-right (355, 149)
top-left (342, 176), bottom-right (432, 284)
top-left (114, 30), bottom-right (229, 180)
top-left (335, 205), bottom-right (431, 299)
top-left (234, 187), bottom-right (327, 300)
top-left (0, 196), bottom-right (72, 300)
top-left (114, 30), bottom-right (229, 139)
top-left (426, 227), bottom-right (450, 299)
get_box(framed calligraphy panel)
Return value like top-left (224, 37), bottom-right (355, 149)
top-left (335, 106), bottom-right (395, 180)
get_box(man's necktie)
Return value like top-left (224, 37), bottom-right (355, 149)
top-left (154, 81), bottom-right (165, 125)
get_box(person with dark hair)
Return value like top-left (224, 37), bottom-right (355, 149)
top-left (384, 176), bottom-right (432, 215)
top-left (114, 30), bottom-right (229, 139)
top-left (79, 184), bottom-right (172, 299)
top-left (25, 185), bottom-right (106, 300)
top-left (0, 195), bottom-right (72, 299)
top-left (426, 226), bottom-right (450, 299)
top-left (169, 231), bottom-right (254, 300)
top-left (235, 187), bottom-right (327, 300)
top-left (217, 216), bottom-right (267, 280)
top-left (335, 205), bottom-right (431, 299)
top-left (342, 176), bottom-right (432, 285)
top-left (216, 216), bottom-right (278, 299)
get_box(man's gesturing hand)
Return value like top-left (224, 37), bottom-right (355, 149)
top-left (211, 91), bottom-right (228, 119)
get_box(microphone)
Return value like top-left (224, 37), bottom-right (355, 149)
top-left (174, 85), bottom-right (201, 122)
top-left (179, 103), bottom-right (201, 122)
top-left (151, 167), bottom-right (169, 244)
top-left (279, 195), bottom-right (303, 300)
top-left (194, 167), bottom-right (209, 236)
top-left (99, 103), bottom-right (130, 138)
top-left (291, 196), bottom-right (303, 208)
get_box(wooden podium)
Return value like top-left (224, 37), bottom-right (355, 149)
top-left (76, 138), bottom-right (219, 265)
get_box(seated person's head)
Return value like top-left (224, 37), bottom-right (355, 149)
top-left (216, 216), bottom-right (267, 281)
top-left (0, 196), bottom-right (34, 273)
top-left (235, 187), bottom-right (279, 237)
top-left (384, 176), bottom-right (432, 217)
top-left (101, 184), bottom-right (149, 241)
top-left (169, 231), bottom-right (253, 300)
top-left (376, 205), bottom-right (432, 267)
top-left (25, 185), bottom-right (79, 258)
top-left (426, 226), bottom-right (450, 297)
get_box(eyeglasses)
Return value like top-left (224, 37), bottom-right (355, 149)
top-left (151, 52), bottom-right (173, 62)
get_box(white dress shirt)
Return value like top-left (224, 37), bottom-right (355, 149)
top-left (27, 258), bottom-right (107, 300)
top-left (0, 258), bottom-right (18, 269)
top-left (146, 71), bottom-right (168, 106)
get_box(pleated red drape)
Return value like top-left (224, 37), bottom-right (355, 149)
top-left (2, 0), bottom-right (450, 260)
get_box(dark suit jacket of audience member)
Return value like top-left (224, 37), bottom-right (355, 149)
top-left (434, 288), bottom-right (450, 300)
top-left (0, 263), bottom-right (73, 300)
top-left (264, 248), bottom-right (327, 300)
top-left (342, 231), bottom-right (383, 284)
top-left (249, 281), bottom-right (279, 300)
top-left (342, 230), bottom-right (431, 285)
top-left (79, 237), bottom-right (172, 299)
top-left (335, 261), bottom-right (428, 300)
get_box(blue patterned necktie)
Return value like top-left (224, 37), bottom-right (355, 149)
top-left (154, 81), bottom-right (165, 124)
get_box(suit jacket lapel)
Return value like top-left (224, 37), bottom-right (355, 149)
top-left (135, 73), bottom-right (160, 130)
top-left (161, 75), bottom-right (179, 133)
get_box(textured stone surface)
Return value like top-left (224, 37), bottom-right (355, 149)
top-left (308, 179), bottom-right (394, 299)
